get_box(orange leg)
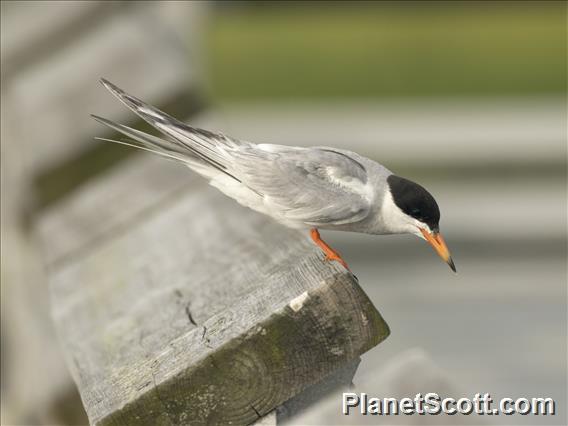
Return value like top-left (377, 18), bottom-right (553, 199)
top-left (310, 228), bottom-right (350, 270)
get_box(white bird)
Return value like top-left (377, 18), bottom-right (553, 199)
top-left (92, 79), bottom-right (456, 272)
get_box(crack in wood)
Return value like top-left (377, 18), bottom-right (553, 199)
top-left (136, 380), bottom-right (152, 391)
top-left (185, 303), bottom-right (197, 326)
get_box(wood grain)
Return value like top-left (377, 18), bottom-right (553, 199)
top-left (37, 155), bottom-right (196, 267)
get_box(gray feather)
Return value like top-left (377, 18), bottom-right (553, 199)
top-left (232, 145), bottom-right (372, 225)
top-left (95, 79), bottom-right (243, 184)
top-left (99, 79), bottom-right (236, 172)
top-left (91, 114), bottom-right (192, 162)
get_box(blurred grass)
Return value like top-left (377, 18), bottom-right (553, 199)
top-left (205, 1), bottom-right (566, 101)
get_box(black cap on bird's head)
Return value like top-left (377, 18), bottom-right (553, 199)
top-left (387, 175), bottom-right (456, 272)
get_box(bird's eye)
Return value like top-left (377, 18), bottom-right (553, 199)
top-left (411, 208), bottom-right (421, 215)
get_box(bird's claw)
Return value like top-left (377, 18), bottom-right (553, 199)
top-left (324, 253), bottom-right (350, 270)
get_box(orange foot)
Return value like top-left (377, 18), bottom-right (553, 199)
top-left (310, 228), bottom-right (350, 270)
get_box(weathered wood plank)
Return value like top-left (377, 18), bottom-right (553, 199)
top-left (3, 2), bottom-right (200, 177)
top-left (276, 358), bottom-right (360, 423)
top-left (254, 358), bottom-right (359, 425)
top-left (45, 176), bottom-right (389, 425)
top-left (38, 155), bottom-right (194, 267)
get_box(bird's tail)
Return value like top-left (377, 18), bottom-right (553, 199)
top-left (93, 79), bottom-right (242, 183)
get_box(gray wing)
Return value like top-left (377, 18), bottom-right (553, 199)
top-left (231, 145), bottom-right (372, 226)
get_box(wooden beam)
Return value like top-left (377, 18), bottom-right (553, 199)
top-left (276, 358), bottom-right (360, 422)
top-left (40, 159), bottom-right (389, 425)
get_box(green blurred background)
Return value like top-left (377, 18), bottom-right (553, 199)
top-left (205, 1), bottom-right (566, 102)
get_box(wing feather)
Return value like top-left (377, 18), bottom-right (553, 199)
top-left (232, 146), bottom-right (372, 226)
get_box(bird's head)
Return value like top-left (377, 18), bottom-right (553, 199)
top-left (383, 175), bottom-right (456, 272)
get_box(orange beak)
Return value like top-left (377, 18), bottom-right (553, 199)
top-left (419, 228), bottom-right (457, 273)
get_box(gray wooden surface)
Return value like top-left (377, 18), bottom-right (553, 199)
top-left (38, 158), bottom-right (389, 425)
top-left (39, 155), bottom-right (192, 267)
top-left (2, 1), bottom-right (200, 176)
top-left (253, 359), bottom-right (359, 425)
top-left (276, 358), bottom-right (360, 423)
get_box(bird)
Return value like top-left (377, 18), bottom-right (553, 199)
top-left (92, 79), bottom-right (456, 273)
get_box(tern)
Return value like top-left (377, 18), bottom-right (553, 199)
top-left (92, 79), bottom-right (456, 273)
